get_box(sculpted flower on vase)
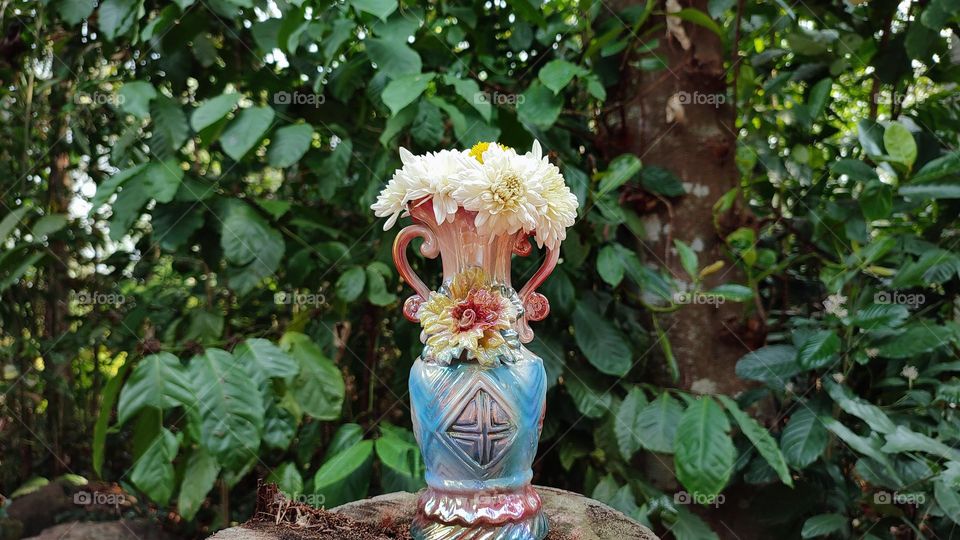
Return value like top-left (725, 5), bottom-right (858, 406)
top-left (418, 267), bottom-right (523, 368)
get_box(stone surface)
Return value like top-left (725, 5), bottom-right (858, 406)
top-left (23, 520), bottom-right (176, 540)
top-left (208, 486), bottom-right (659, 540)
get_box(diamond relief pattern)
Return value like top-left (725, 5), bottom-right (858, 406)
top-left (445, 387), bottom-right (516, 468)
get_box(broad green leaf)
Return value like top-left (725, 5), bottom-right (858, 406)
top-left (807, 77), bottom-right (832, 120)
top-left (598, 154), bottom-right (641, 195)
top-left (130, 428), bottom-right (179, 504)
top-left (674, 396), bottom-right (735, 498)
top-left (877, 324), bottom-right (954, 358)
top-left (674, 8), bottom-right (724, 39)
top-left (262, 402), bottom-right (297, 449)
top-left (381, 72), bottom-right (435, 116)
top-left (780, 406), bottom-right (828, 468)
top-left (142, 160), bottom-right (184, 203)
top-left (189, 348), bottom-right (265, 472)
top-left (596, 245), bottom-right (625, 287)
top-left (31, 214), bottom-right (68, 237)
top-left (376, 432), bottom-right (426, 493)
top-left (282, 332), bottom-right (345, 420)
top-left (640, 166), bottom-right (685, 196)
top-left (538, 59), bottom-right (585, 94)
top-left (717, 396), bottom-right (792, 487)
top-left (177, 448), bottom-right (220, 520)
top-left (324, 423), bottom-right (365, 462)
top-left (336, 266), bottom-right (366, 302)
top-left (824, 380), bottom-right (895, 434)
top-left (881, 425), bottom-right (960, 461)
top-left (899, 183), bottom-right (960, 200)
top-left (797, 330), bottom-right (840, 370)
top-left (573, 301), bottom-right (632, 376)
top-left (565, 368), bottom-right (613, 419)
top-left (857, 118), bottom-right (885, 157)
top-left (151, 96), bottom-right (189, 153)
top-left (93, 361), bottom-right (130, 477)
top-left (350, 0), bottom-right (396, 21)
top-left (191, 93), bottom-right (241, 132)
top-left (516, 81), bottom-right (563, 129)
top-left (117, 352), bottom-right (195, 426)
top-left (365, 263), bottom-right (397, 306)
top-left (365, 37), bottom-right (421, 78)
top-left (670, 506), bottom-right (720, 540)
top-left (801, 514), bottom-right (848, 538)
top-left (859, 180), bottom-right (892, 220)
top-left (820, 417), bottom-right (902, 484)
top-left (268, 123), bottom-right (314, 168)
top-left (442, 74), bottom-right (490, 121)
top-left (911, 151), bottom-right (960, 184)
top-left (220, 201), bottom-right (282, 267)
top-left (119, 81), bottom-right (157, 118)
top-left (267, 462), bottom-right (304, 497)
top-left (0, 207), bottom-right (30, 242)
top-left (613, 388), bottom-right (648, 459)
top-left (883, 122), bottom-right (917, 168)
top-left (830, 159), bottom-right (877, 181)
top-left (707, 284), bottom-right (753, 302)
top-left (674, 240), bottom-right (698, 280)
top-left (234, 338), bottom-right (300, 381)
top-left (58, 0), bottom-right (97, 24)
top-left (98, 0), bottom-right (140, 41)
top-left (734, 345), bottom-right (800, 389)
top-left (591, 475), bottom-right (640, 519)
top-left (220, 106), bottom-right (275, 160)
top-left (935, 467), bottom-right (960, 526)
top-left (108, 182), bottom-right (151, 240)
top-left (90, 164), bottom-right (146, 213)
top-left (634, 392), bottom-right (683, 453)
top-left (313, 440), bottom-right (374, 507)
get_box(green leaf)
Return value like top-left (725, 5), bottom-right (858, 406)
top-left (117, 352), bottom-right (195, 426)
top-left (634, 392), bottom-right (683, 453)
top-left (220, 201), bottom-right (281, 267)
top-left (565, 368), bottom-right (613, 419)
top-left (857, 118), bottom-right (885, 157)
top-left (336, 266), bottom-right (366, 302)
top-left (807, 77), bottom-right (833, 120)
top-left (640, 166), bottom-right (685, 196)
top-left (282, 332), bottom-right (345, 420)
top-left (801, 514), bottom-right (848, 538)
top-left (142, 160), bottom-right (184, 203)
top-left (58, 0), bottom-right (97, 24)
top-left (376, 431), bottom-right (426, 493)
top-left (324, 423), bottom-right (365, 463)
top-left (734, 345), bottom-right (801, 389)
top-left (107, 182), bottom-right (151, 241)
top-left (614, 387), bottom-right (648, 459)
top-left (0, 207), bottom-right (30, 242)
top-left (516, 81), bottom-right (563, 129)
top-left (674, 396), bottom-right (735, 498)
top-left (830, 159), bottom-right (877, 181)
top-left (718, 395), bottom-right (793, 487)
top-left (573, 301), bottom-right (632, 376)
top-left (233, 338), bottom-right (299, 381)
top-left (31, 214), bottom-right (68, 238)
top-left (382, 72), bottom-right (435, 116)
top-left (350, 0), bottom-right (397, 21)
top-left (365, 263), bottom-right (397, 306)
top-left (118, 81), bottom-right (157, 118)
top-left (824, 380), bottom-right (895, 434)
top-left (670, 506), bottom-right (720, 540)
top-left (442, 75), bottom-right (490, 121)
top-left (220, 106), bottom-right (275, 161)
top-left (151, 96), bottom-right (190, 154)
top-left (90, 164), bottom-right (145, 214)
top-left (911, 151), bottom-right (960, 184)
top-left (365, 37), bottom-right (421, 78)
top-left (191, 93), bottom-right (241, 132)
top-left (263, 402), bottom-right (297, 450)
top-left (674, 8), bottom-right (724, 39)
top-left (899, 183), bottom-right (960, 200)
top-left (674, 240), bottom-right (698, 280)
top-left (268, 123), bottom-right (313, 168)
top-left (130, 428), bottom-right (179, 504)
top-left (93, 361), bottom-right (130, 477)
top-left (596, 245), bottom-right (625, 287)
top-left (877, 324), bottom-right (954, 358)
top-left (267, 462), bottom-right (304, 497)
top-left (538, 59), bottom-right (585, 94)
top-left (599, 154), bottom-right (642, 195)
top-left (797, 330), bottom-right (840, 370)
top-left (780, 406), bottom-right (828, 468)
top-left (935, 468), bottom-right (960, 526)
top-left (706, 284), bottom-right (753, 302)
top-left (177, 448), bottom-right (220, 520)
top-left (189, 348), bottom-right (265, 472)
top-left (881, 425), bottom-right (960, 461)
top-left (313, 440), bottom-right (374, 507)
top-left (859, 180), bottom-right (892, 221)
top-left (98, 0), bottom-right (141, 41)
top-left (883, 122), bottom-right (917, 168)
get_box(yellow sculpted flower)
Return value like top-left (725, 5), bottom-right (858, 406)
top-left (417, 268), bottom-right (521, 366)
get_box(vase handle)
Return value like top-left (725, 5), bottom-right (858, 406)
top-left (393, 223), bottom-right (440, 322)
top-left (515, 238), bottom-right (560, 343)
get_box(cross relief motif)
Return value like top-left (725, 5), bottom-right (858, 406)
top-left (445, 386), bottom-right (517, 469)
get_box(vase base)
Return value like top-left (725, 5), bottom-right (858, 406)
top-left (411, 511), bottom-right (548, 540)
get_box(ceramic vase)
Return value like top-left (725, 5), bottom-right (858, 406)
top-left (392, 201), bottom-right (559, 540)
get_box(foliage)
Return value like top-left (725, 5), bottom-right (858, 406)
top-left (1, 0), bottom-right (960, 538)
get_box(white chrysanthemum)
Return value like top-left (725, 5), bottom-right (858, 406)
top-left (526, 141), bottom-right (579, 249)
top-left (371, 148), bottom-right (470, 229)
top-left (454, 143), bottom-right (545, 237)
top-left (423, 149), bottom-right (468, 225)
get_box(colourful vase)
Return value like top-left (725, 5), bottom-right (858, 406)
top-left (393, 201), bottom-right (558, 540)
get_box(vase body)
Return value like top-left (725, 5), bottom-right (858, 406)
top-left (393, 202), bottom-right (556, 540)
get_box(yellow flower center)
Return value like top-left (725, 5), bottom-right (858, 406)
top-left (491, 173), bottom-right (525, 208)
top-left (468, 141), bottom-right (510, 163)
